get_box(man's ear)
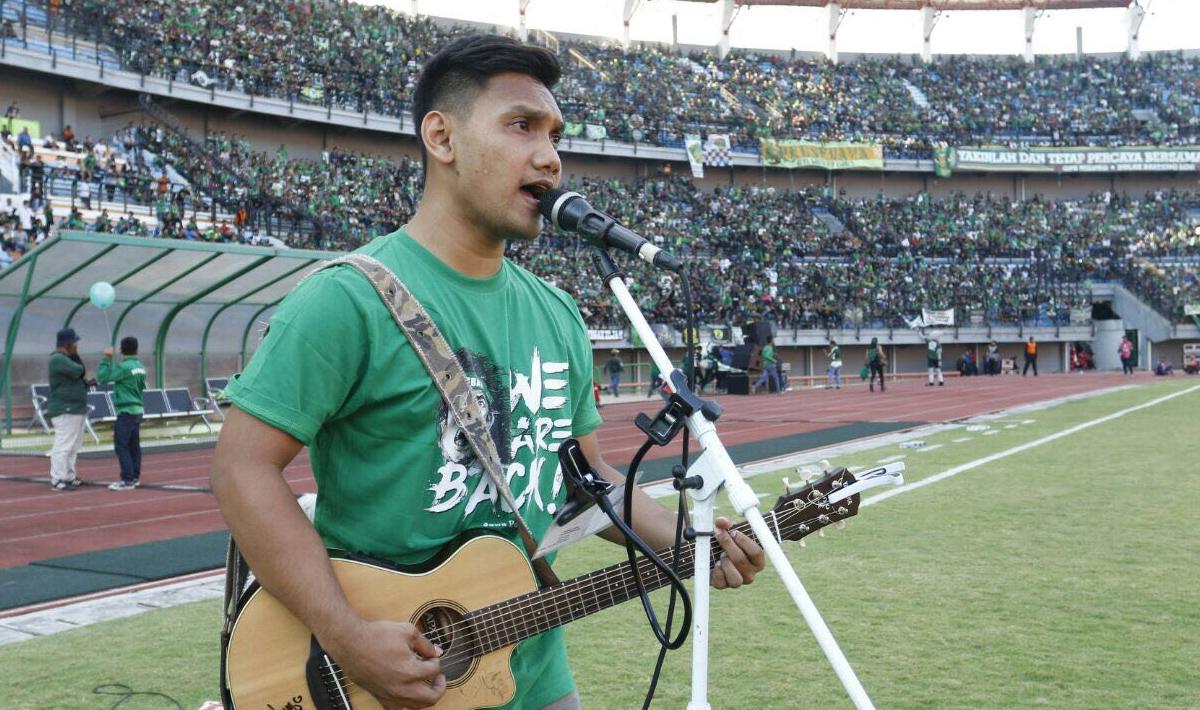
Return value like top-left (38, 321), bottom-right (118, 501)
top-left (421, 110), bottom-right (455, 168)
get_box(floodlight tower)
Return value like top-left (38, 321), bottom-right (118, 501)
top-left (518, 0), bottom-right (532, 42)
top-left (1126, 0), bottom-right (1146, 60)
top-left (920, 4), bottom-right (941, 63)
top-left (829, 2), bottom-right (847, 64)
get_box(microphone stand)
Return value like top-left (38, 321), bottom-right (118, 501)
top-left (589, 249), bottom-right (877, 709)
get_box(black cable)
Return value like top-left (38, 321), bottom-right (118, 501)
top-left (611, 443), bottom-right (691, 651)
top-left (93, 683), bottom-right (182, 709)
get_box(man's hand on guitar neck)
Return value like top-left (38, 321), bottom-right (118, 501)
top-left (323, 617), bottom-right (447, 710)
top-left (712, 516), bottom-right (765, 589)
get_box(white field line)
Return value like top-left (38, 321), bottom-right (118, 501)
top-left (876, 455), bottom-right (907, 464)
top-left (862, 384), bottom-right (1200, 508)
top-left (951, 437), bottom-right (973, 443)
top-left (915, 444), bottom-right (944, 453)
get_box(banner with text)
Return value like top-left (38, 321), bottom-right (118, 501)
top-left (922, 308), bottom-right (955, 327)
top-left (761, 139), bottom-right (884, 170)
top-left (951, 146), bottom-right (1200, 173)
top-left (1184, 304), bottom-right (1200, 317)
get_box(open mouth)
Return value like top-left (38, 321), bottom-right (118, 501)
top-left (521, 183), bottom-right (550, 202)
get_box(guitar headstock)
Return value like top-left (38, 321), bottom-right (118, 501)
top-left (768, 468), bottom-right (861, 542)
top-left (767, 463), bottom-right (904, 543)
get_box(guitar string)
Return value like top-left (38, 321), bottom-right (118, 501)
top-left (321, 492), bottom-right (842, 685)
top-left (457, 488), bottom-right (843, 658)
top-left (323, 496), bottom-right (838, 694)
top-left (345, 492), bottom-right (836, 682)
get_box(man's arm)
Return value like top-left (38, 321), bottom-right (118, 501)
top-left (574, 432), bottom-right (764, 589)
top-left (97, 348), bottom-right (120, 383)
top-left (210, 406), bottom-right (446, 709)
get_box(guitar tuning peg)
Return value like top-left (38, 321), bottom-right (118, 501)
top-left (836, 520), bottom-right (847, 530)
top-left (818, 528), bottom-right (826, 538)
top-left (798, 538), bottom-right (806, 548)
top-left (819, 459), bottom-right (832, 473)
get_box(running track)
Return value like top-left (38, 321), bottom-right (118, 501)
top-left (0, 372), bottom-right (1144, 569)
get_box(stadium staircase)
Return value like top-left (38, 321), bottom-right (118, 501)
top-left (136, 95), bottom-right (329, 240)
top-left (810, 206), bottom-right (846, 235)
top-left (902, 79), bottom-right (931, 109)
top-left (1092, 281), bottom-right (1199, 343)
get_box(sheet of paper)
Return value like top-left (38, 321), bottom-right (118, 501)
top-left (533, 487), bottom-right (625, 559)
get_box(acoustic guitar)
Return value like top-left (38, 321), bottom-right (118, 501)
top-left (223, 467), bottom-right (886, 710)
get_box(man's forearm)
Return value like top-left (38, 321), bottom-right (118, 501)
top-left (595, 461), bottom-right (679, 551)
top-left (211, 460), bottom-right (361, 652)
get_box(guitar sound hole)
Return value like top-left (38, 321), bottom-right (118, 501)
top-left (417, 604), bottom-right (478, 685)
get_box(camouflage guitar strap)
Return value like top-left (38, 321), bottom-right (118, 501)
top-left (305, 254), bottom-right (559, 587)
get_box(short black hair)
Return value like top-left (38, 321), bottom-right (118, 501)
top-left (411, 35), bottom-right (561, 168)
top-left (120, 336), bottom-right (138, 355)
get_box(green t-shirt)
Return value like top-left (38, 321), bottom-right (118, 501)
top-left (98, 356), bottom-right (147, 414)
top-left (225, 229), bottom-right (602, 709)
top-left (761, 344), bottom-right (776, 366)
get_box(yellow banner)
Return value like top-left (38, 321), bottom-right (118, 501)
top-left (760, 139), bottom-right (883, 170)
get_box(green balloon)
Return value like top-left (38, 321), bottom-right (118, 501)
top-left (89, 281), bottom-right (115, 310)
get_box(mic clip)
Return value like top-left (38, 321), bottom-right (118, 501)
top-left (555, 438), bottom-right (615, 525)
top-left (635, 371), bottom-right (723, 448)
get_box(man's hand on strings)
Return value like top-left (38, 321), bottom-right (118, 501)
top-left (711, 516), bottom-right (765, 590)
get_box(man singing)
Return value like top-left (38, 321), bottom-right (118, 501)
top-left (211, 35), bottom-right (763, 710)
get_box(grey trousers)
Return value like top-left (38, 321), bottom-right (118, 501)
top-left (541, 690), bottom-right (581, 710)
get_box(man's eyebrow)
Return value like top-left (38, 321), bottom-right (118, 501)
top-left (506, 104), bottom-right (565, 132)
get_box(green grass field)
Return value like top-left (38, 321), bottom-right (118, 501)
top-left (2, 379), bottom-right (1198, 709)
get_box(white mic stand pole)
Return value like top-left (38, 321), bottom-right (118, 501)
top-left (590, 249), bottom-right (878, 710)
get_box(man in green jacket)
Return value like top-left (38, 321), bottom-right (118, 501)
top-left (47, 327), bottom-right (90, 491)
top-left (99, 336), bottom-right (147, 490)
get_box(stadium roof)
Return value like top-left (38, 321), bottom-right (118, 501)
top-left (0, 232), bottom-right (337, 431)
top-left (685, 0), bottom-right (1131, 8)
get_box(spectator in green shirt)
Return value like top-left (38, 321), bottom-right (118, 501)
top-left (47, 327), bottom-right (90, 491)
top-left (99, 336), bottom-right (147, 490)
top-left (752, 337), bottom-right (782, 395)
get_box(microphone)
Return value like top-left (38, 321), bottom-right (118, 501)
top-left (539, 189), bottom-right (682, 272)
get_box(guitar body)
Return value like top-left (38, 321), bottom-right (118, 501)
top-left (225, 535), bottom-right (537, 710)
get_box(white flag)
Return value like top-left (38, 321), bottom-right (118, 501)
top-left (685, 135), bottom-right (705, 178)
top-left (922, 308), bottom-right (955, 326)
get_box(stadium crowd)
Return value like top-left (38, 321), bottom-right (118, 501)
top-left (9, 120), bottom-right (1196, 326)
top-left (35, 0), bottom-right (1200, 156)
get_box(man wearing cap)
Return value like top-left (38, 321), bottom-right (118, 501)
top-left (603, 348), bottom-right (623, 398)
top-left (100, 336), bottom-right (147, 490)
top-left (47, 327), bottom-right (91, 491)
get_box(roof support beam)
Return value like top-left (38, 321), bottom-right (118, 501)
top-left (63, 248), bottom-right (175, 330)
top-left (154, 256), bottom-right (273, 389)
top-left (241, 300), bottom-right (281, 371)
top-left (109, 252), bottom-right (219, 354)
top-left (1, 254), bottom-right (38, 435)
top-left (198, 259), bottom-right (317, 390)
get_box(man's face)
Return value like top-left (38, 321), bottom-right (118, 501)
top-left (64, 342), bottom-right (78, 355)
top-left (447, 72), bottom-right (563, 242)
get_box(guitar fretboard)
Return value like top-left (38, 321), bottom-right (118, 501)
top-left (464, 491), bottom-right (843, 655)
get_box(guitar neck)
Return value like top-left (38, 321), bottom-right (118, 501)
top-left (466, 519), bottom-right (758, 655)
